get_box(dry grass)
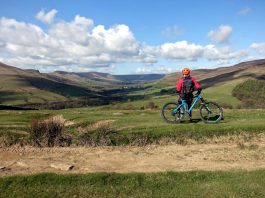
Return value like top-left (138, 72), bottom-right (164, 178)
top-left (0, 135), bottom-right (29, 148)
top-left (77, 120), bottom-right (115, 133)
top-left (76, 120), bottom-right (117, 146)
top-left (0, 135), bottom-right (12, 147)
top-left (88, 120), bottom-right (115, 131)
top-left (30, 115), bottom-right (71, 147)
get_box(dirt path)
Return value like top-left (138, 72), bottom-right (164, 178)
top-left (1, 137), bottom-right (265, 176)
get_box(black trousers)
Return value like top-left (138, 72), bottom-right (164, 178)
top-left (178, 94), bottom-right (193, 117)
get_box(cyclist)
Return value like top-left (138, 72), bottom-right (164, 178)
top-left (176, 67), bottom-right (202, 119)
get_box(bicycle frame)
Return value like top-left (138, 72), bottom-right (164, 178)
top-left (172, 94), bottom-right (206, 114)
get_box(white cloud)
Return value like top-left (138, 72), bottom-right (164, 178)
top-left (74, 15), bottom-right (94, 27)
top-left (208, 25), bottom-right (232, 44)
top-left (160, 41), bottom-right (204, 60)
top-left (0, 13), bottom-right (251, 72)
top-left (237, 7), bottom-right (251, 16)
top-left (91, 24), bottom-right (140, 55)
top-left (250, 43), bottom-right (265, 56)
top-left (36, 9), bottom-right (58, 24)
top-left (204, 45), bottom-right (247, 61)
top-left (0, 15), bottom-right (149, 69)
top-left (158, 41), bottom-right (247, 62)
top-left (49, 16), bottom-right (93, 45)
top-left (135, 65), bottom-right (175, 74)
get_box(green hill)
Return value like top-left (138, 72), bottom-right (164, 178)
top-left (232, 79), bottom-right (265, 108)
top-left (0, 62), bottom-right (164, 107)
top-left (50, 71), bottom-right (165, 89)
top-left (149, 59), bottom-right (265, 107)
top-left (0, 59), bottom-right (264, 108)
top-left (0, 62), bottom-right (101, 106)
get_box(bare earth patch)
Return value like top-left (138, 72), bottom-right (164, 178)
top-left (1, 135), bottom-right (265, 176)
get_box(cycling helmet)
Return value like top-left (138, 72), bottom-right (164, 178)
top-left (182, 68), bottom-right (190, 75)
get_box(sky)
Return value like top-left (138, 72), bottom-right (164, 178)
top-left (0, 0), bottom-right (265, 74)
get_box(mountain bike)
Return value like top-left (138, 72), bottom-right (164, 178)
top-left (161, 93), bottom-right (223, 124)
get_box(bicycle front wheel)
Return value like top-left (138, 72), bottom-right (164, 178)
top-left (200, 101), bottom-right (223, 123)
top-left (161, 102), bottom-right (184, 124)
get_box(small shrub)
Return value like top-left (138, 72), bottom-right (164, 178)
top-left (0, 134), bottom-right (29, 147)
top-left (236, 104), bottom-right (242, 109)
top-left (129, 135), bottom-right (149, 146)
top-left (145, 101), bottom-right (156, 109)
top-left (77, 120), bottom-right (117, 146)
top-left (0, 135), bottom-right (16, 147)
top-left (30, 115), bottom-right (71, 147)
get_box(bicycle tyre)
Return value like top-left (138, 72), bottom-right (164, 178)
top-left (161, 102), bottom-right (183, 124)
top-left (199, 101), bottom-right (223, 124)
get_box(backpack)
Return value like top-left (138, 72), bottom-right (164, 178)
top-left (182, 77), bottom-right (195, 94)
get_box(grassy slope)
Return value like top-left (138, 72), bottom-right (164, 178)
top-left (232, 79), bottom-right (265, 101)
top-left (1, 59), bottom-right (264, 106)
top-left (48, 72), bottom-right (123, 90)
top-left (202, 79), bottom-right (243, 106)
top-left (0, 63), bottom-right (69, 105)
top-left (1, 107), bottom-right (265, 145)
top-left (0, 63), bottom-right (102, 105)
top-left (1, 171), bottom-right (265, 198)
top-left (146, 59), bottom-right (265, 107)
top-left (0, 75), bottom-right (68, 105)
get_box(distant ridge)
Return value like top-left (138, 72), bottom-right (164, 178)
top-left (158, 59), bottom-right (265, 87)
top-left (0, 59), bottom-right (264, 107)
top-left (52, 71), bottom-right (165, 84)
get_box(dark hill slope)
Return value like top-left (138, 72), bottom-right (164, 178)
top-left (157, 59), bottom-right (265, 88)
top-left (0, 63), bottom-right (100, 105)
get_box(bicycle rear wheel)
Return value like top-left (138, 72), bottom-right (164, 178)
top-left (161, 102), bottom-right (184, 124)
top-left (200, 101), bottom-right (223, 123)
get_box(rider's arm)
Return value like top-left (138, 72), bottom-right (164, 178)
top-left (191, 77), bottom-right (201, 90)
top-left (176, 78), bottom-right (183, 93)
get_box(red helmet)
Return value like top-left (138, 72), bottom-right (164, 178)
top-left (182, 68), bottom-right (190, 75)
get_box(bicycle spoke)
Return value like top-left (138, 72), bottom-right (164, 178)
top-left (161, 103), bottom-right (184, 124)
top-left (200, 102), bottom-right (223, 123)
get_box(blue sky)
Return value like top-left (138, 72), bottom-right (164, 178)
top-left (0, 0), bottom-right (264, 74)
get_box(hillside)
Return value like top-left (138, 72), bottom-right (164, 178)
top-left (157, 59), bottom-right (265, 87)
top-left (232, 79), bottom-right (265, 108)
top-left (50, 71), bottom-right (165, 88)
top-left (0, 62), bottom-right (165, 107)
top-left (0, 59), bottom-right (264, 107)
top-left (151, 59), bottom-right (265, 106)
top-left (0, 62), bottom-right (101, 106)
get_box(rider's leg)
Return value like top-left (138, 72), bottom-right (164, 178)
top-left (186, 94), bottom-right (194, 119)
top-left (187, 99), bottom-right (192, 117)
top-left (178, 97), bottom-right (181, 105)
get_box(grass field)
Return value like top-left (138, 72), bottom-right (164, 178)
top-left (1, 170), bottom-right (265, 198)
top-left (1, 101), bottom-right (265, 146)
top-left (0, 80), bottom-right (265, 198)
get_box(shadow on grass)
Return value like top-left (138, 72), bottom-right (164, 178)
top-left (179, 118), bottom-right (202, 124)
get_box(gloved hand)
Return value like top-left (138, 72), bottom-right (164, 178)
top-left (196, 88), bottom-right (202, 95)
